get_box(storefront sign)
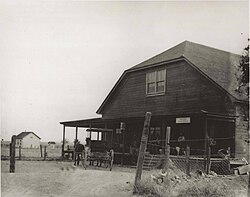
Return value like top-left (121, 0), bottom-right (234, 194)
top-left (176, 117), bottom-right (191, 124)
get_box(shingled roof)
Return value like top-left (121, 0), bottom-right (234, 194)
top-left (16, 132), bottom-right (41, 139)
top-left (97, 41), bottom-right (247, 114)
top-left (130, 41), bottom-right (246, 101)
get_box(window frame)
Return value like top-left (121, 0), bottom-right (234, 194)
top-left (146, 69), bottom-right (166, 96)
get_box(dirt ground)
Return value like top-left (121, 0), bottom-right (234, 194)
top-left (1, 160), bottom-right (249, 197)
top-left (1, 160), bottom-right (137, 197)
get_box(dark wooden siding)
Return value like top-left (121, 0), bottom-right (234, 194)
top-left (235, 103), bottom-right (249, 158)
top-left (101, 61), bottom-right (232, 119)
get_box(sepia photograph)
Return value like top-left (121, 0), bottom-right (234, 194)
top-left (1, 1), bottom-right (249, 196)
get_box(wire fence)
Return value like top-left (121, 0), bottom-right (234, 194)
top-left (144, 137), bottom-right (236, 176)
top-left (1, 145), bottom-right (61, 160)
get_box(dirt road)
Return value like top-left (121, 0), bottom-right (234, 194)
top-left (1, 160), bottom-right (136, 197)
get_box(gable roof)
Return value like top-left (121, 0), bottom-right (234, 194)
top-left (16, 132), bottom-right (41, 140)
top-left (131, 41), bottom-right (246, 100)
top-left (97, 41), bottom-right (247, 114)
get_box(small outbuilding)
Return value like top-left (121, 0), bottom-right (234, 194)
top-left (16, 131), bottom-right (41, 148)
top-left (48, 141), bottom-right (56, 149)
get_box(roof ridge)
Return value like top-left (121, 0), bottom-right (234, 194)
top-left (182, 40), bottom-right (189, 57)
top-left (131, 40), bottom-right (188, 70)
top-left (16, 131), bottom-right (41, 139)
top-left (184, 40), bottom-right (241, 56)
top-left (133, 41), bottom-right (240, 71)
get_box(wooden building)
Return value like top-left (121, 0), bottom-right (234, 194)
top-left (60, 41), bottom-right (249, 162)
top-left (16, 131), bottom-right (41, 148)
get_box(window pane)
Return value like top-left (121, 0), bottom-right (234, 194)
top-left (156, 81), bottom-right (165, 92)
top-left (148, 83), bottom-right (155, 93)
top-left (157, 70), bottom-right (165, 81)
top-left (147, 72), bottom-right (156, 83)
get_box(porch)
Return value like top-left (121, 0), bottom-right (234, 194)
top-left (59, 111), bottom-right (236, 165)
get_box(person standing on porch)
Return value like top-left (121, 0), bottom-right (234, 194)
top-left (177, 132), bottom-right (185, 155)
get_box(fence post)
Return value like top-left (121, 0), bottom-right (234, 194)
top-left (10, 135), bottom-right (16, 173)
top-left (44, 146), bottom-right (47, 160)
top-left (40, 145), bottom-right (43, 157)
top-left (162, 127), bottom-right (171, 176)
top-left (133, 112), bottom-right (152, 194)
top-left (19, 146), bottom-right (21, 160)
top-left (186, 145), bottom-right (190, 176)
top-left (206, 145), bottom-right (211, 174)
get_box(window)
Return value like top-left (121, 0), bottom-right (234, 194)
top-left (146, 69), bottom-right (166, 95)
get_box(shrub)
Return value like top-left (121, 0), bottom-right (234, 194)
top-left (134, 169), bottom-right (178, 197)
top-left (134, 168), bottom-right (236, 197)
top-left (135, 177), bottom-right (169, 197)
top-left (176, 178), bottom-right (233, 197)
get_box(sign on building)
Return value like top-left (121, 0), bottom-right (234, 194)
top-left (176, 117), bottom-right (191, 124)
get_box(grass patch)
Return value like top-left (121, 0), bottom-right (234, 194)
top-left (134, 166), bottom-right (246, 197)
top-left (176, 178), bottom-right (232, 197)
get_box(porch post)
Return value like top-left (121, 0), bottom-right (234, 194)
top-left (75, 127), bottom-right (78, 141)
top-left (204, 115), bottom-right (209, 172)
top-left (120, 122), bottom-right (125, 166)
top-left (122, 127), bottom-right (125, 166)
top-left (111, 129), bottom-right (114, 148)
top-left (104, 123), bottom-right (108, 142)
top-left (62, 125), bottom-right (66, 159)
top-left (162, 119), bottom-right (166, 154)
top-left (89, 124), bottom-right (92, 139)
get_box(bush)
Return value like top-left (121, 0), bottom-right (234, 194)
top-left (134, 168), bottom-right (236, 197)
top-left (134, 169), bottom-right (177, 197)
top-left (177, 178), bottom-right (232, 197)
top-left (135, 177), bottom-right (169, 197)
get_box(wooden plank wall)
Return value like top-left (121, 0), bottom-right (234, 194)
top-left (235, 103), bottom-right (249, 159)
top-left (101, 61), bottom-right (230, 119)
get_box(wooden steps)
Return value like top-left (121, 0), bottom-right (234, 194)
top-left (143, 154), bottom-right (165, 170)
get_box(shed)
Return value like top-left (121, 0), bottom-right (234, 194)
top-left (16, 132), bottom-right (41, 148)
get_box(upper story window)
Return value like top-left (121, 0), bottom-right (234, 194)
top-left (146, 69), bottom-right (166, 95)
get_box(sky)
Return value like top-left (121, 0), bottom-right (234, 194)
top-left (0, 1), bottom-right (249, 143)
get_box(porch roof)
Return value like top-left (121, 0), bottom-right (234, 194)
top-left (60, 111), bottom-right (237, 128)
top-left (60, 117), bottom-right (105, 128)
top-left (60, 116), bottom-right (146, 128)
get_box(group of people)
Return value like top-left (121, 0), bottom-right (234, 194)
top-left (74, 132), bottom-right (233, 166)
top-left (129, 132), bottom-right (187, 159)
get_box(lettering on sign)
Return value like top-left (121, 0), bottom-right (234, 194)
top-left (176, 117), bottom-right (191, 124)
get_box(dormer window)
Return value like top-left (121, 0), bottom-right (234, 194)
top-left (146, 69), bottom-right (166, 95)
